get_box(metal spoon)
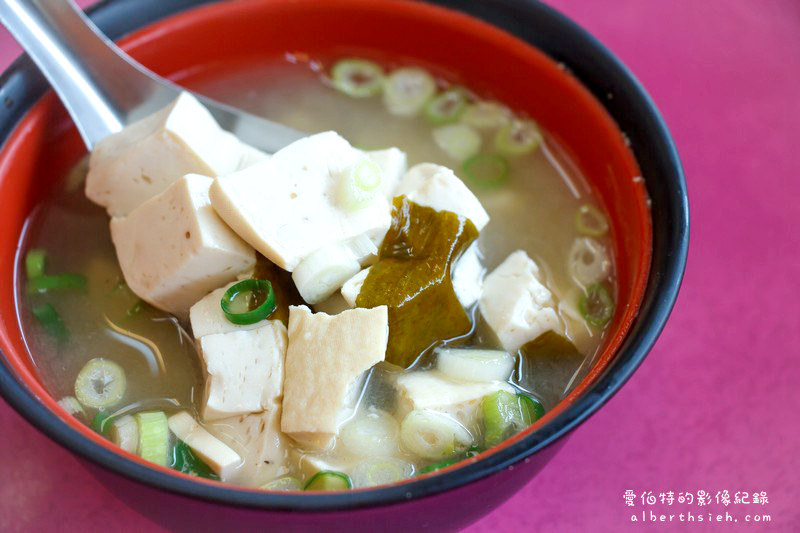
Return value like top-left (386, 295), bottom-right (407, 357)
top-left (0, 0), bottom-right (306, 152)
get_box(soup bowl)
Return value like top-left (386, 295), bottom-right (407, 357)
top-left (0, 0), bottom-right (687, 529)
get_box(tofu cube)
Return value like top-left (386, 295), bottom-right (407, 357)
top-left (451, 243), bottom-right (485, 308)
top-left (209, 131), bottom-right (392, 271)
top-left (395, 370), bottom-right (514, 429)
top-left (365, 147), bottom-right (407, 198)
top-left (198, 320), bottom-right (287, 421)
top-left (479, 250), bottom-right (561, 352)
top-left (168, 411), bottom-right (241, 481)
top-left (281, 305), bottom-right (388, 449)
top-left (207, 407), bottom-right (289, 487)
top-left (394, 163), bottom-right (490, 230)
top-left (110, 174), bottom-right (255, 318)
top-left (87, 92), bottom-right (247, 216)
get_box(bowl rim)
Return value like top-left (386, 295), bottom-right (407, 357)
top-left (0, 0), bottom-right (688, 511)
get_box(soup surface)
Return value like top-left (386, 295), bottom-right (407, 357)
top-left (17, 56), bottom-right (616, 489)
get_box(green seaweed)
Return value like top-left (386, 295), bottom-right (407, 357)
top-left (519, 331), bottom-right (584, 409)
top-left (356, 197), bottom-right (478, 367)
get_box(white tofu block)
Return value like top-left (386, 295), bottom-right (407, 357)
top-left (198, 320), bottom-right (287, 421)
top-left (189, 281), bottom-right (265, 339)
top-left (366, 147), bottom-right (407, 198)
top-left (86, 92), bottom-right (246, 216)
top-left (168, 411), bottom-right (241, 481)
top-left (110, 174), bottom-right (255, 318)
top-left (235, 140), bottom-right (270, 170)
top-left (281, 305), bottom-right (388, 449)
top-left (209, 131), bottom-right (392, 271)
top-left (395, 370), bottom-right (514, 428)
top-left (394, 163), bottom-right (490, 230)
top-left (340, 267), bottom-right (370, 308)
top-left (479, 250), bottom-right (561, 352)
top-left (207, 406), bottom-right (289, 487)
top-left (289, 449), bottom-right (352, 480)
top-left (451, 243), bottom-right (485, 308)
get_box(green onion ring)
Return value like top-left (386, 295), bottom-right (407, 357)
top-left (220, 279), bottom-right (276, 325)
top-left (462, 153), bottom-right (510, 189)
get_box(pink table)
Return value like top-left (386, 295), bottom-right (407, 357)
top-left (1, 1), bottom-right (797, 531)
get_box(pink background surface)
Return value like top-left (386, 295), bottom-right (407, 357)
top-left (0, 0), bottom-right (798, 531)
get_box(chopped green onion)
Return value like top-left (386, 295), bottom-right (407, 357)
top-left (171, 440), bottom-right (219, 480)
top-left (292, 243), bottom-right (361, 305)
top-left (578, 283), bottom-right (615, 328)
top-left (91, 410), bottom-right (115, 435)
top-left (27, 273), bottom-right (87, 294)
top-left (383, 67), bottom-right (437, 116)
top-left (32, 303), bottom-right (68, 341)
top-left (495, 119), bottom-right (543, 156)
top-left (110, 414), bottom-right (139, 454)
top-left (518, 394), bottom-right (545, 425)
top-left (568, 237), bottom-right (611, 286)
top-left (25, 249), bottom-right (46, 279)
top-left (481, 390), bottom-right (519, 447)
top-left (136, 411), bottom-right (169, 466)
top-left (462, 154), bottom-right (510, 189)
top-left (424, 87), bottom-right (468, 125)
top-left (57, 396), bottom-right (85, 419)
top-left (304, 470), bottom-right (352, 491)
top-left (75, 358), bottom-right (126, 409)
top-left (419, 459), bottom-right (459, 474)
top-left (220, 279), bottom-right (276, 325)
top-left (337, 159), bottom-right (384, 211)
top-left (575, 204), bottom-right (609, 236)
top-left (331, 58), bottom-right (384, 98)
top-left (432, 124), bottom-right (482, 161)
top-left (399, 409), bottom-right (473, 460)
top-left (351, 458), bottom-right (414, 488)
top-left (460, 101), bottom-right (512, 130)
top-left (262, 476), bottom-right (303, 491)
top-left (340, 409), bottom-right (400, 458)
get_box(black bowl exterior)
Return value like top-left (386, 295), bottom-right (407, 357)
top-left (0, 0), bottom-right (688, 524)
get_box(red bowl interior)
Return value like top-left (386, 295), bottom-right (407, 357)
top-left (0, 0), bottom-right (651, 489)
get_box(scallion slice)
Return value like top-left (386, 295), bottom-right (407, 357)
top-left (495, 119), bottom-right (543, 156)
top-left (481, 390), bottom-right (519, 447)
top-left (25, 249), bottom-right (46, 279)
top-left (220, 279), bottom-right (276, 325)
top-left (337, 159), bottom-right (384, 211)
top-left (136, 411), bottom-right (169, 466)
top-left (75, 358), bottom-right (126, 409)
top-left (432, 124), bottom-right (481, 161)
top-left (460, 101), bottom-right (512, 130)
top-left (262, 477), bottom-right (303, 491)
top-left (304, 470), bottom-right (353, 491)
top-left (518, 394), bottom-right (545, 425)
top-left (568, 237), bottom-right (611, 286)
top-left (424, 87), bottom-right (468, 125)
top-left (110, 414), bottom-right (139, 454)
top-left (383, 67), bottom-right (437, 116)
top-left (331, 58), bottom-right (384, 98)
top-left (575, 204), bottom-right (609, 236)
top-left (578, 283), bottom-right (615, 328)
top-left (32, 303), bottom-right (68, 341)
top-left (462, 154), bottom-right (510, 189)
top-left (27, 273), bottom-right (87, 294)
top-left (57, 396), bottom-right (85, 419)
top-left (400, 409), bottom-right (473, 459)
top-left (91, 410), bottom-right (115, 435)
top-left (351, 458), bottom-right (414, 487)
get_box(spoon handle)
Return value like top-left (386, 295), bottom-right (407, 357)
top-left (0, 0), bottom-right (306, 152)
top-left (0, 0), bottom-right (179, 148)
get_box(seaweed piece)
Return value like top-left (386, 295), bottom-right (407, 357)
top-left (519, 331), bottom-right (586, 409)
top-left (356, 197), bottom-right (478, 367)
top-left (252, 253), bottom-right (304, 326)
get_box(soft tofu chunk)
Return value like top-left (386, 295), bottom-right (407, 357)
top-left (394, 163), bottom-right (490, 230)
top-left (451, 243), bottom-right (485, 308)
top-left (207, 406), bottom-right (289, 487)
top-left (395, 370), bottom-right (514, 428)
top-left (189, 281), bottom-right (265, 339)
top-left (209, 131), bottom-right (392, 271)
top-left (366, 147), bottom-right (407, 198)
top-left (281, 305), bottom-right (388, 449)
top-left (235, 142), bottom-right (270, 170)
top-left (168, 411), bottom-right (241, 481)
top-left (289, 449), bottom-right (352, 480)
top-left (110, 174), bottom-right (255, 318)
top-left (198, 320), bottom-right (287, 421)
top-left (87, 92), bottom-right (246, 216)
top-left (479, 250), bottom-right (561, 352)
